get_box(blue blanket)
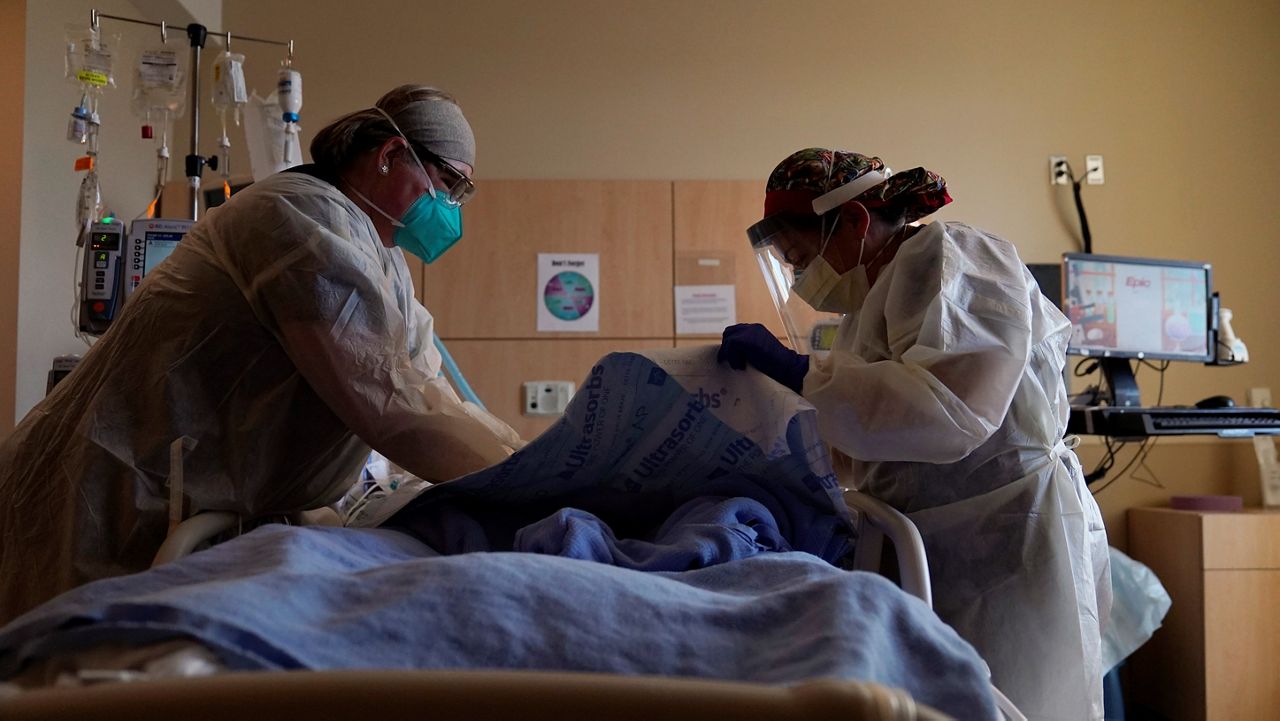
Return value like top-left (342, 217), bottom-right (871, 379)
top-left (0, 525), bottom-right (995, 718)
top-left (389, 351), bottom-right (855, 568)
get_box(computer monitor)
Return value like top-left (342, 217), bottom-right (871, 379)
top-left (1062, 253), bottom-right (1214, 406)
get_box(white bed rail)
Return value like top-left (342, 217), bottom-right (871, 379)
top-left (843, 490), bottom-right (932, 608)
top-left (842, 490), bottom-right (1025, 721)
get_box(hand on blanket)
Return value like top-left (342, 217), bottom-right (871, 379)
top-left (717, 323), bottom-right (809, 395)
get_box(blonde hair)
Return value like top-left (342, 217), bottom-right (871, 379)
top-left (310, 85), bottom-right (458, 171)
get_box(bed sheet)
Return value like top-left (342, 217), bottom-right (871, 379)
top-left (0, 525), bottom-right (995, 719)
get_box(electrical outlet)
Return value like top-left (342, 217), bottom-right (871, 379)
top-left (1049, 155), bottom-right (1069, 186)
top-left (1248, 387), bottom-right (1272, 407)
top-left (1085, 154), bottom-right (1105, 184)
top-left (524, 380), bottom-right (575, 416)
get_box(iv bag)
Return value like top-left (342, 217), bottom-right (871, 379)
top-left (64, 26), bottom-right (121, 90)
top-left (131, 42), bottom-right (188, 119)
top-left (212, 52), bottom-right (248, 116)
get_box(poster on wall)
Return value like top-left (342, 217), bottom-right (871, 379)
top-left (537, 253), bottom-right (600, 332)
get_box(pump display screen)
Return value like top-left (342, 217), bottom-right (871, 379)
top-left (809, 321), bottom-right (840, 352)
top-left (143, 232), bottom-right (184, 276)
top-left (90, 232), bottom-right (121, 251)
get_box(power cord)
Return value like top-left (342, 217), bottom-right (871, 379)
top-left (1059, 161), bottom-right (1094, 253)
top-left (1087, 360), bottom-right (1169, 493)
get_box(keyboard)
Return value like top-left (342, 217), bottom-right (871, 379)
top-left (1068, 406), bottom-right (1280, 438)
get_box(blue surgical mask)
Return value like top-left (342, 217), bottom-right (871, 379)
top-left (390, 186), bottom-right (462, 263)
top-left (349, 181), bottom-right (462, 264)
top-left (349, 108), bottom-right (466, 264)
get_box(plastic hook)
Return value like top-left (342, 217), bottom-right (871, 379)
top-left (160, 20), bottom-right (167, 44)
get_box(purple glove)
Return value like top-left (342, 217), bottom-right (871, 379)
top-left (717, 323), bottom-right (809, 394)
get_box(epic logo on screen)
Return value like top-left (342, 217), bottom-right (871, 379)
top-left (1125, 276), bottom-right (1153, 288)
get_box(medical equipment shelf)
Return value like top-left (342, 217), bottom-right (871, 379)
top-left (89, 9), bottom-right (293, 221)
top-left (1127, 507), bottom-right (1280, 719)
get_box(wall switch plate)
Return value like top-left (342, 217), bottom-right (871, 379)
top-left (524, 380), bottom-right (575, 416)
top-left (1085, 154), bottom-right (1105, 184)
top-left (1049, 155), bottom-right (1069, 186)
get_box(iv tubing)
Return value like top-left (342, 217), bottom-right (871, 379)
top-left (433, 334), bottom-right (485, 410)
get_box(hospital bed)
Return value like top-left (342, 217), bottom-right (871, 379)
top-left (0, 488), bottom-right (1022, 721)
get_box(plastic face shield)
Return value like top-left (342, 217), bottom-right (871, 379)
top-left (748, 214), bottom-right (843, 357)
top-left (748, 169), bottom-right (889, 355)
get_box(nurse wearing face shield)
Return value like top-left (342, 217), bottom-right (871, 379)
top-left (0, 85), bottom-right (523, 623)
top-left (720, 148), bottom-right (1111, 721)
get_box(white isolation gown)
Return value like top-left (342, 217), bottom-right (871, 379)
top-left (0, 169), bottom-right (520, 623)
top-left (805, 221), bottom-right (1111, 721)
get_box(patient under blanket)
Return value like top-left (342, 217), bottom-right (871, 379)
top-left (389, 347), bottom-right (855, 570)
top-left (0, 349), bottom-right (998, 718)
top-left (0, 525), bottom-right (997, 719)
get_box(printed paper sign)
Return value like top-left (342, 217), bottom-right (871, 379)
top-left (675, 284), bottom-right (736, 335)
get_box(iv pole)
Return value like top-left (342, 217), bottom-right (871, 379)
top-left (90, 9), bottom-right (293, 221)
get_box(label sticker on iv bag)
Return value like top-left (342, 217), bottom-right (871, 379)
top-left (76, 70), bottom-right (109, 87)
top-left (83, 46), bottom-right (113, 73)
top-left (139, 50), bottom-right (180, 90)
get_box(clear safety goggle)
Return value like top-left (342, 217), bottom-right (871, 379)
top-left (419, 147), bottom-right (477, 206)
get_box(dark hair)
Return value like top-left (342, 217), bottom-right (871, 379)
top-left (870, 205), bottom-right (907, 228)
top-left (309, 85), bottom-right (457, 171)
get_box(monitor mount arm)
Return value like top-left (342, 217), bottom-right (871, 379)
top-left (1099, 357), bottom-right (1141, 407)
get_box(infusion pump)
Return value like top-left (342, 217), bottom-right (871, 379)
top-left (78, 218), bottom-right (193, 336)
top-left (78, 220), bottom-right (126, 335)
top-left (124, 218), bottom-right (194, 300)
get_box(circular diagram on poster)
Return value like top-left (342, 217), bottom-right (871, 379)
top-left (544, 271), bottom-right (595, 321)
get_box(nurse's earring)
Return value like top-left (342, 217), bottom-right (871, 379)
top-left (379, 164), bottom-right (389, 175)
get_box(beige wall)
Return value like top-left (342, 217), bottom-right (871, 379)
top-left (0, 0), bottom-right (24, 438)
top-left (7, 0), bottom-right (1265, 544)
top-left (225, 0), bottom-right (1274, 548)
top-left (221, 0), bottom-right (1280, 548)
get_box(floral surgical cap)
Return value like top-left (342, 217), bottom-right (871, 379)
top-left (763, 147), bottom-right (952, 223)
